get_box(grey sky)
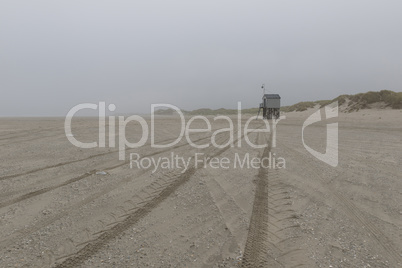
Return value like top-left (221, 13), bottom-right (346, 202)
top-left (1, 0), bottom-right (401, 116)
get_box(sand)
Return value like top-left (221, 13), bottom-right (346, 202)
top-left (0, 109), bottom-right (401, 267)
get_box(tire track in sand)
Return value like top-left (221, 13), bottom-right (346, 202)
top-left (0, 134), bottom-right (217, 210)
top-left (51, 127), bottom-right (257, 268)
top-left (241, 134), bottom-right (272, 267)
top-left (0, 130), bottom-right (232, 252)
top-left (241, 133), bottom-right (311, 268)
top-left (280, 141), bottom-right (402, 266)
top-left (0, 133), bottom-right (181, 181)
top-left (0, 124), bottom-right (227, 181)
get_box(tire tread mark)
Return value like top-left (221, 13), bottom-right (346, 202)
top-left (0, 134), bottom-right (185, 181)
top-left (0, 134), bottom-right (215, 208)
top-left (241, 135), bottom-right (272, 267)
top-left (281, 141), bottom-right (402, 266)
top-left (0, 133), bottom-right (227, 250)
top-left (54, 131), bottom-right (246, 268)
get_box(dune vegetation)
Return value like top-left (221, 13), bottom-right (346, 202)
top-left (154, 90), bottom-right (402, 115)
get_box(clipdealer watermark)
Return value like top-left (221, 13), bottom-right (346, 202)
top-left (64, 102), bottom-right (284, 157)
top-left (64, 101), bottom-right (338, 171)
top-left (129, 152), bottom-right (286, 174)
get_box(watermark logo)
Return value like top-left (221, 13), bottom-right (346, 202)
top-left (302, 101), bottom-right (338, 167)
top-left (64, 101), bottom-right (338, 170)
top-left (129, 152), bottom-right (286, 174)
top-left (64, 102), bottom-right (284, 160)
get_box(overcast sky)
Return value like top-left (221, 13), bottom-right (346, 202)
top-left (1, 1), bottom-right (401, 116)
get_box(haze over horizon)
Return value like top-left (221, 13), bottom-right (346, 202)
top-left (1, 1), bottom-right (401, 116)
